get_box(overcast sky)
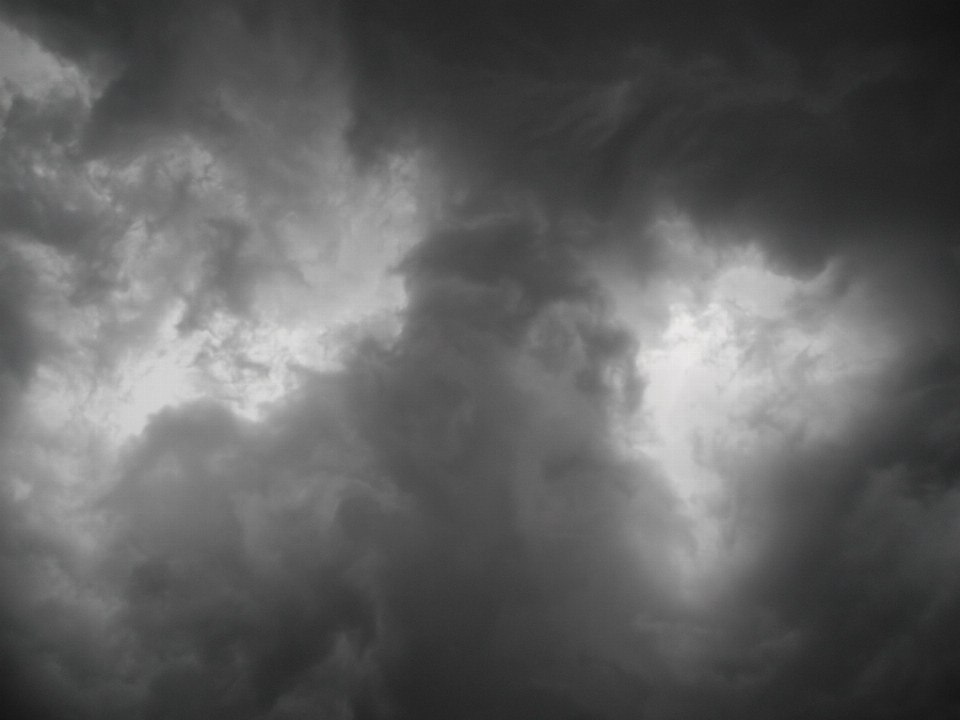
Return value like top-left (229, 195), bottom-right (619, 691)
top-left (1, 2), bottom-right (959, 719)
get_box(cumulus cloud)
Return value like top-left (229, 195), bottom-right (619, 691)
top-left (1, 2), bottom-right (959, 719)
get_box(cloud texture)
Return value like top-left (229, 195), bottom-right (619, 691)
top-left (1, 1), bottom-right (959, 718)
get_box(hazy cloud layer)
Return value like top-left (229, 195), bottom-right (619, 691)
top-left (1, 2), bottom-right (959, 719)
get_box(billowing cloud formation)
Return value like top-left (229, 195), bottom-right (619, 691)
top-left (1, 2), bottom-right (960, 719)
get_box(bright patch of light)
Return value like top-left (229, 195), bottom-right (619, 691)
top-left (604, 218), bottom-right (895, 602)
top-left (15, 139), bottom-right (421, 494)
top-left (0, 21), bottom-right (94, 110)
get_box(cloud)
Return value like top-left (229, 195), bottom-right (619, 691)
top-left (0, 216), bottom-right (683, 719)
top-left (344, 0), bottom-right (960, 271)
top-left (0, 2), bottom-right (959, 719)
top-left (337, 218), bottom-right (678, 718)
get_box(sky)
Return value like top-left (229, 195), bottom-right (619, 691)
top-left (0, 2), bottom-right (959, 719)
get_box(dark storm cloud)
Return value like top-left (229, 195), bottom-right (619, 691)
top-left (0, 247), bottom-right (35, 381)
top-left (0, 5), bottom-right (360, 717)
top-left (328, 218), bottom-right (676, 719)
top-left (335, 13), bottom-right (960, 714)
top-left (705, 389), bottom-right (960, 719)
top-left (344, 0), bottom-right (960, 270)
top-left (0, 41), bottom-right (315, 368)
top-left (0, 94), bottom-right (94, 251)
top-left (11, 0), bottom-right (958, 269)
top-left (106, 399), bottom-right (377, 719)
top-left (0, 390), bottom-right (375, 720)
top-left (0, 255), bottom-right (42, 720)
top-left (2, 2), bottom-right (960, 719)
top-left (0, 0), bottom-right (344, 207)
top-left (5, 0), bottom-right (959, 268)
top-left (0, 216), bottom-right (680, 719)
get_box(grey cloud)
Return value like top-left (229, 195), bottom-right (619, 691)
top-left (1, 0), bottom-right (345, 212)
top-left (0, 215), bottom-right (679, 719)
top-left (0, 92), bottom-right (122, 274)
top-left (344, 0), bottom-right (960, 271)
top-left (341, 219), bottom-right (679, 719)
top-left (0, 80), bottom-right (306, 383)
top-left (176, 218), bottom-right (261, 331)
top-left (1, 2), bottom-right (960, 719)
top-left (0, 248), bottom-right (36, 382)
top-left (0, 386), bottom-right (380, 720)
top-left (7, 0), bottom-right (958, 269)
top-left (679, 339), bottom-right (960, 719)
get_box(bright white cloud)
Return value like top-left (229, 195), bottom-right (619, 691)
top-left (604, 219), bottom-right (896, 602)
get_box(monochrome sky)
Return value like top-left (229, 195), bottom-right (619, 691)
top-left (1, 2), bottom-right (959, 719)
